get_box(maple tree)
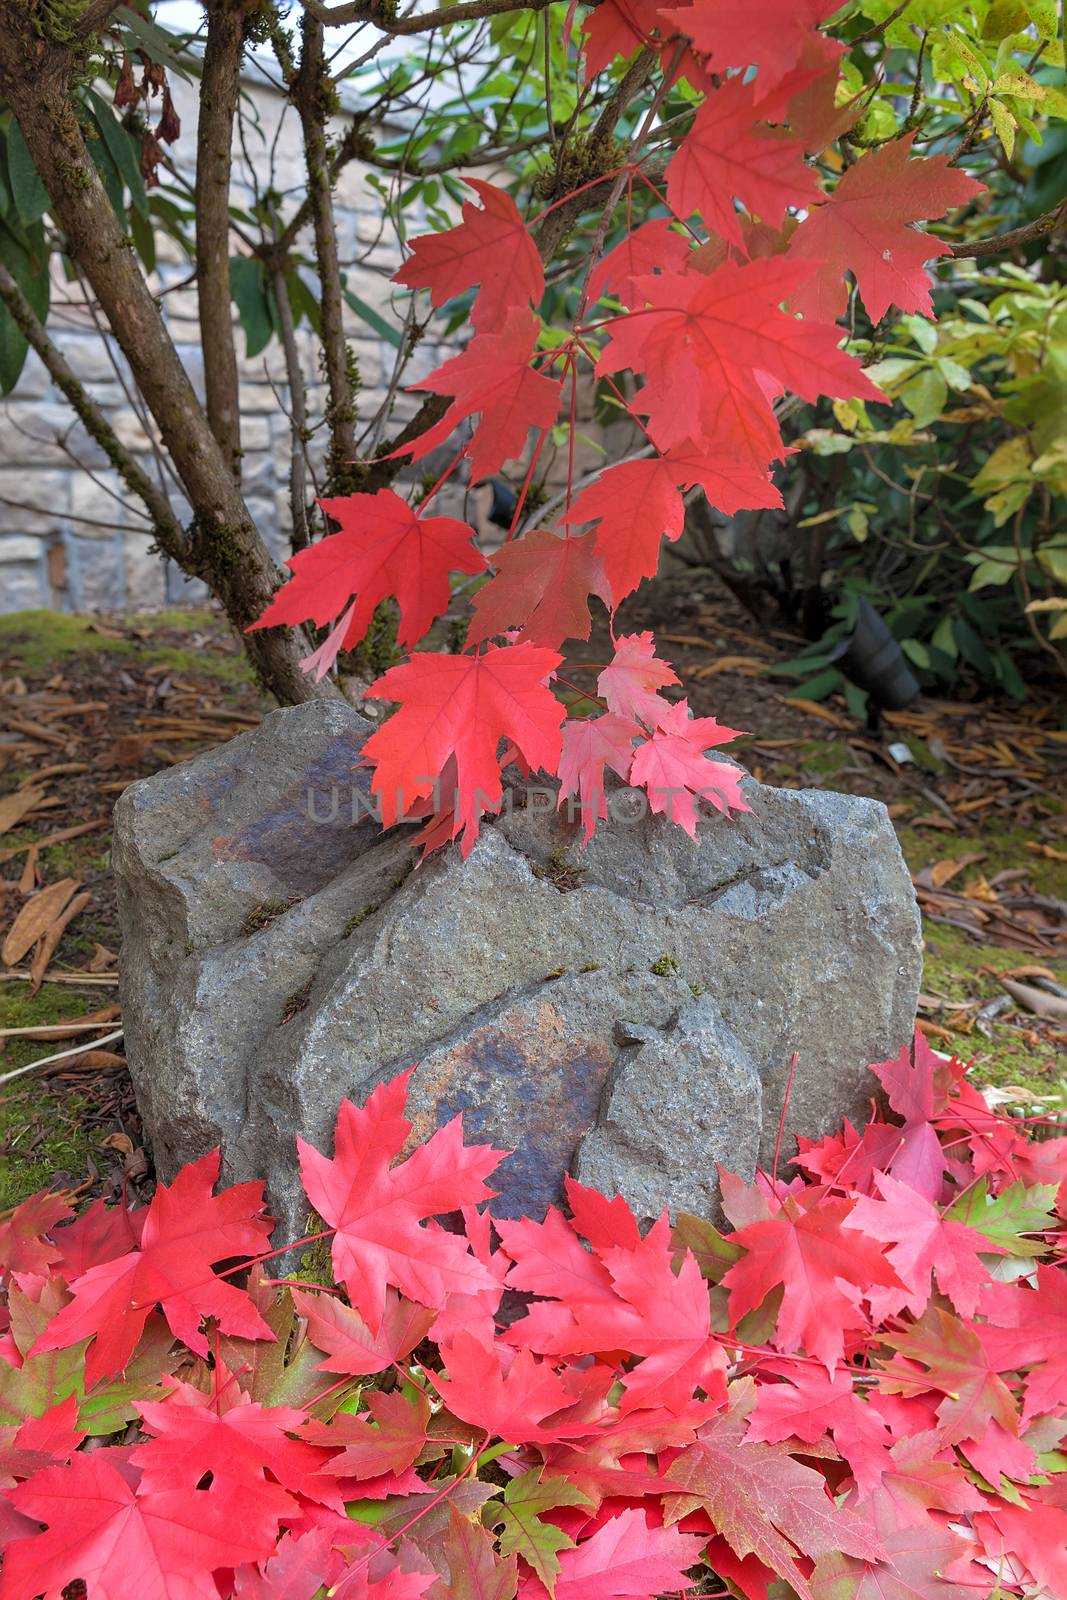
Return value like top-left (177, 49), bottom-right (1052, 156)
top-left (1, 1027), bottom-right (1065, 1599)
top-left (228, 0), bottom-right (1019, 857)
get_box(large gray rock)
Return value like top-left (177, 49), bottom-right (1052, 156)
top-left (114, 699), bottom-right (921, 1239)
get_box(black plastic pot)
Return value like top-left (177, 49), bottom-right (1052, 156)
top-left (828, 599), bottom-right (920, 710)
top-left (486, 477), bottom-right (517, 529)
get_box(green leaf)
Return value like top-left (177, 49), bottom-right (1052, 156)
top-left (948, 1178), bottom-right (1059, 1257)
top-left (230, 255), bottom-right (276, 358)
top-left (1037, 541), bottom-right (1067, 586)
top-left (488, 1471), bottom-right (591, 1595)
top-left (898, 314), bottom-right (938, 356)
top-left (86, 90), bottom-right (149, 216)
top-left (0, 302), bottom-right (28, 395)
top-left (285, 269), bottom-right (322, 336)
top-left (902, 638), bottom-right (931, 669)
top-left (5, 120), bottom-right (49, 227)
top-left (672, 1212), bottom-right (744, 1284)
top-left (88, 130), bottom-right (125, 218)
top-left (116, 3), bottom-right (197, 81)
top-left (932, 616), bottom-right (959, 661)
top-left (342, 284), bottom-right (403, 349)
top-left (788, 668), bottom-right (844, 702)
top-left (968, 556), bottom-right (1017, 591)
top-left (130, 205), bottom-right (156, 273)
top-left (899, 367), bottom-right (948, 428)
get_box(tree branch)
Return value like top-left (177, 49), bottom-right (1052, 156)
top-left (74, 0), bottom-right (124, 35)
top-left (0, 259), bottom-right (187, 555)
top-left (950, 201), bottom-right (1067, 259)
top-left (270, 265), bottom-right (313, 553)
top-left (291, 11), bottom-right (358, 492)
top-left (0, 6), bottom-right (332, 706)
top-left (195, 0), bottom-right (248, 473)
top-left (296, 0), bottom-right (555, 34)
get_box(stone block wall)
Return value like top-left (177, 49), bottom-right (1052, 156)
top-left (0, 60), bottom-right (457, 615)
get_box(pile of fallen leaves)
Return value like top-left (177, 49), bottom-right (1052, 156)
top-left (0, 1036), bottom-right (1065, 1600)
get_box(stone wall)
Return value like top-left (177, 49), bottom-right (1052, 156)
top-left (0, 60), bottom-right (456, 615)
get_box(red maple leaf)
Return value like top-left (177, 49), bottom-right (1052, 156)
top-left (747, 1366), bottom-right (893, 1498)
top-left (722, 1188), bottom-right (903, 1371)
top-left (665, 1378), bottom-right (883, 1600)
top-left (0, 1191), bottom-right (72, 1280)
top-left (581, 0), bottom-right (669, 78)
top-left (433, 1507), bottom-right (517, 1600)
top-left (400, 311), bottom-right (563, 483)
top-left (845, 1171), bottom-right (998, 1321)
top-left (586, 218), bottom-right (692, 308)
top-left (810, 1511), bottom-right (976, 1600)
top-left (628, 700), bottom-right (747, 836)
top-left (662, 0), bottom-right (842, 92)
top-left (557, 713), bottom-right (641, 841)
top-left (560, 457), bottom-right (687, 602)
top-left (497, 1205), bottom-right (616, 1306)
top-left (0, 1394), bottom-right (85, 1489)
top-left (597, 632), bottom-right (680, 730)
top-left (393, 178), bottom-right (543, 332)
top-left (596, 259), bottom-right (881, 465)
top-left (297, 1072), bottom-right (505, 1330)
top-left (778, 33), bottom-right (858, 152)
top-left (432, 1330), bottom-right (597, 1445)
top-left (787, 134), bottom-right (985, 323)
top-left (865, 1430), bottom-right (984, 1529)
top-left (531, 1509), bottom-right (706, 1600)
top-left (292, 1285), bottom-right (435, 1377)
top-left (508, 1215), bottom-right (728, 1416)
top-left (298, 1388), bottom-right (430, 1480)
top-left (564, 1175), bottom-right (642, 1252)
top-left (974, 1493), bottom-right (1067, 1597)
top-left (666, 77), bottom-right (818, 249)
top-left (133, 1366), bottom-right (341, 1510)
top-left (467, 528), bottom-right (613, 648)
top-left (31, 1150), bottom-right (274, 1387)
top-left (249, 489), bottom-right (486, 653)
top-left (562, 442), bottom-right (779, 602)
top-left (868, 1032), bottom-right (956, 1203)
top-left (980, 1264), bottom-right (1067, 1425)
top-left (362, 643), bottom-right (564, 852)
top-left (879, 1306), bottom-right (1020, 1455)
top-left (49, 1197), bottom-right (145, 1280)
top-left (1, 1452), bottom-right (286, 1600)
top-left (232, 1527), bottom-right (348, 1600)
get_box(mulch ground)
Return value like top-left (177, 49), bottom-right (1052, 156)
top-left (0, 588), bottom-right (1064, 1216)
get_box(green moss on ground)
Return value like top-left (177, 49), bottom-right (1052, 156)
top-left (0, 831), bottom-right (110, 881)
top-left (898, 820), bottom-right (1067, 901)
top-left (0, 610), bottom-right (253, 685)
top-left (0, 985), bottom-right (102, 1210)
top-left (920, 920), bottom-right (1065, 1101)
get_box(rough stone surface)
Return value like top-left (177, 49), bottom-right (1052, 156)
top-left (114, 699), bottom-right (922, 1238)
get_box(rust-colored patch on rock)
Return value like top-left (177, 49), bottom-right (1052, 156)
top-left (404, 995), bottom-right (615, 1220)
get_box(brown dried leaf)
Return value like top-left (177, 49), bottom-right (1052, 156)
top-left (1028, 842), bottom-right (1067, 863)
top-left (0, 787), bottom-right (48, 834)
top-left (961, 875), bottom-right (999, 904)
top-left (29, 890), bottom-right (90, 993)
top-left (86, 943), bottom-right (118, 973)
top-left (17, 846), bottom-right (39, 896)
top-left (2, 879), bottom-right (80, 966)
top-left (929, 853), bottom-right (986, 889)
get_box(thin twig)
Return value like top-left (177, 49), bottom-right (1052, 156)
top-left (0, 1030), bottom-right (125, 1088)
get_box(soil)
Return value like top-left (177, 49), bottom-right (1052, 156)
top-left (0, 586), bottom-right (1064, 1216)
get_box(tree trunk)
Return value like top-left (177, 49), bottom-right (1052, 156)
top-left (195, 0), bottom-right (248, 475)
top-left (0, 12), bottom-right (333, 707)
